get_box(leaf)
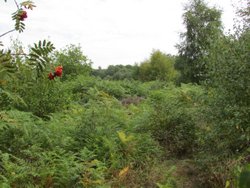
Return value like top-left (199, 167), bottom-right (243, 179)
top-left (28, 40), bottom-right (55, 78)
top-left (0, 50), bottom-right (16, 81)
top-left (117, 131), bottom-right (134, 144)
top-left (21, 1), bottom-right (36, 10)
top-left (118, 166), bottom-right (129, 178)
top-left (1, 89), bottom-right (27, 108)
top-left (225, 180), bottom-right (230, 188)
top-left (12, 10), bottom-right (26, 33)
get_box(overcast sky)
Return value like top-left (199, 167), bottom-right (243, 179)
top-left (1, 0), bottom-right (239, 68)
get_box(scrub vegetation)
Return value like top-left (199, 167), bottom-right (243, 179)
top-left (0, 0), bottom-right (249, 187)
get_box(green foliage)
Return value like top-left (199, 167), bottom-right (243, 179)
top-left (138, 60), bottom-right (151, 81)
top-left (0, 39), bottom-right (69, 118)
top-left (176, 0), bottom-right (222, 84)
top-left (204, 29), bottom-right (250, 155)
top-left (18, 78), bottom-right (71, 118)
top-left (238, 164), bottom-right (250, 188)
top-left (53, 44), bottom-right (92, 80)
top-left (28, 40), bottom-right (55, 78)
top-left (68, 76), bottom-right (124, 102)
top-left (191, 5), bottom-right (250, 186)
top-left (72, 93), bottom-right (161, 167)
top-left (0, 50), bottom-right (21, 110)
top-left (138, 50), bottom-right (178, 82)
top-left (0, 89), bottom-right (26, 111)
top-left (0, 110), bottom-right (108, 187)
top-left (0, 50), bottom-right (16, 81)
top-left (0, 147), bottom-right (107, 187)
top-left (96, 81), bottom-right (126, 100)
top-left (70, 75), bottom-right (147, 103)
top-left (11, 9), bottom-right (26, 33)
top-left (156, 166), bottom-right (177, 188)
top-left (139, 84), bottom-right (204, 157)
top-left (1, 0), bottom-right (249, 187)
top-left (92, 64), bottom-right (139, 80)
top-left (118, 80), bottom-right (147, 97)
top-left (236, 0), bottom-right (250, 25)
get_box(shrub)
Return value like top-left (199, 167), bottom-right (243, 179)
top-left (17, 77), bottom-right (71, 118)
top-left (138, 84), bottom-right (204, 158)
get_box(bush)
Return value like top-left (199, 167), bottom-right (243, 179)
top-left (17, 77), bottom-right (71, 118)
top-left (138, 84), bottom-right (204, 158)
top-left (0, 110), bottom-right (108, 187)
top-left (72, 93), bottom-right (162, 172)
top-left (205, 30), bottom-right (250, 155)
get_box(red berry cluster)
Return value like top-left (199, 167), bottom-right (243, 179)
top-left (19, 10), bottom-right (28, 21)
top-left (48, 66), bottom-right (63, 80)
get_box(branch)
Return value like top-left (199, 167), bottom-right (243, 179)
top-left (13, 0), bottom-right (20, 9)
top-left (11, 53), bottom-right (27, 56)
top-left (0, 29), bottom-right (16, 38)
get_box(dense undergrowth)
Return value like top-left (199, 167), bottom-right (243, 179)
top-left (1, 0), bottom-right (250, 187)
top-left (0, 35), bottom-right (249, 187)
top-left (1, 76), bottom-right (249, 187)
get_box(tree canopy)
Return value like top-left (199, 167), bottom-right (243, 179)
top-left (138, 50), bottom-right (178, 82)
top-left (175, 0), bottom-right (222, 84)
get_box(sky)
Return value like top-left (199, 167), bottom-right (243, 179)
top-left (0, 0), bottom-right (239, 68)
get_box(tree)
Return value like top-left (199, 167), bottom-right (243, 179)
top-left (235, 0), bottom-right (250, 27)
top-left (53, 44), bottom-right (92, 80)
top-left (138, 50), bottom-right (178, 82)
top-left (175, 0), bottom-right (222, 84)
top-left (205, 1), bottom-right (250, 154)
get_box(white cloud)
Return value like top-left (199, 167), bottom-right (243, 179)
top-left (0, 0), bottom-right (237, 68)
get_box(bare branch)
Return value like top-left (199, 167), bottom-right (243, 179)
top-left (13, 0), bottom-right (20, 9)
top-left (0, 29), bottom-right (16, 38)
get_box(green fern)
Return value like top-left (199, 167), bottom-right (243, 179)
top-left (28, 40), bottom-right (55, 78)
top-left (0, 89), bottom-right (27, 109)
top-left (0, 50), bottom-right (16, 85)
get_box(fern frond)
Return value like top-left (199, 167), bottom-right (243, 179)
top-left (0, 89), bottom-right (27, 108)
top-left (28, 40), bottom-right (55, 78)
top-left (0, 50), bottom-right (16, 83)
top-left (11, 10), bottom-right (25, 33)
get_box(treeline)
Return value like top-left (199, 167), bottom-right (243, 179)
top-left (92, 64), bottom-right (139, 80)
top-left (92, 50), bottom-right (178, 82)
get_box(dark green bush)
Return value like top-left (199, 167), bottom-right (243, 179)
top-left (139, 84), bottom-right (204, 158)
top-left (205, 30), bottom-right (250, 155)
top-left (18, 77), bottom-right (71, 118)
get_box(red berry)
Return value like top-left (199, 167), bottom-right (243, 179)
top-left (54, 66), bottom-right (63, 77)
top-left (20, 10), bottom-right (27, 21)
top-left (48, 73), bottom-right (55, 80)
